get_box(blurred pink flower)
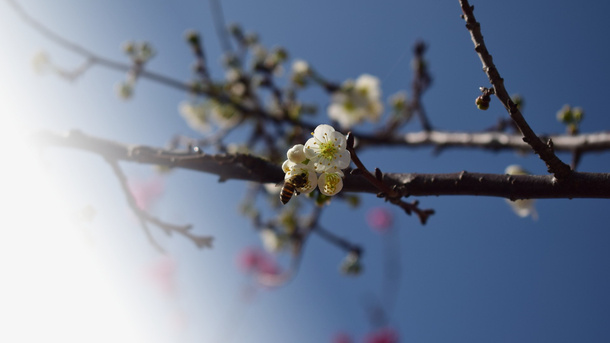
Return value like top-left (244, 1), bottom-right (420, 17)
top-left (366, 207), bottom-right (394, 233)
top-left (236, 247), bottom-right (280, 276)
top-left (146, 255), bottom-right (177, 296)
top-left (364, 327), bottom-right (399, 343)
top-left (128, 175), bottom-right (165, 211)
top-left (332, 332), bottom-right (353, 343)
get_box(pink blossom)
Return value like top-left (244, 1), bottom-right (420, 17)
top-left (332, 332), bottom-right (353, 343)
top-left (236, 247), bottom-right (280, 276)
top-left (364, 328), bottom-right (399, 343)
top-left (128, 175), bottom-right (165, 211)
top-left (366, 207), bottom-right (394, 233)
top-left (146, 255), bottom-right (177, 296)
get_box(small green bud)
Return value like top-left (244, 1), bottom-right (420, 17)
top-left (221, 53), bottom-right (240, 68)
top-left (273, 47), bottom-right (288, 62)
top-left (185, 30), bottom-right (201, 46)
top-left (572, 107), bottom-right (584, 122)
top-left (244, 32), bottom-right (259, 45)
top-left (228, 23), bottom-right (243, 38)
top-left (390, 91), bottom-right (408, 111)
top-left (556, 104), bottom-right (573, 123)
top-left (122, 41), bottom-right (135, 55)
top-left (476, 95), bottom-right (490, 110)
top-left (115, 81), bottom-right (133, 100)
top-left (340, 251), bottom-right (362, 276)
top-left (139, 42), bottom-right (155, 61)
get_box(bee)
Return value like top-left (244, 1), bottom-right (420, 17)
top-left (280, 172), bottom-right (308, 205)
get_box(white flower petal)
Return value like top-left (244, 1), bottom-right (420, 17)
top-left (318, 171), bottom-right (344, 196)
top-left (282, 160), bottom-right (296, 173)
top-left (284, 163), bottom-right (317, 194)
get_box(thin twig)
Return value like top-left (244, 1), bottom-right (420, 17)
top-left (411, 41), bottom-right (433, 131)
top-left (209, 0), bottom-right (233, 54)
top-left (105, 157), bottom-right (165, 253)
top-left (105, 157), bottom-right (213, 250)
top-left (312, 225), bottom-right (362, 253)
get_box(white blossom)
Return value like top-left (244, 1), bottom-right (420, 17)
top-left (304, 124), bottom-right (350, 173)
top-left (504, 165), bottom-right (538, 220)
top-left (328, 74), bottom-right (383, 129)
top-left (229, 82), bottom-right (246, 97)
top-left (292, 59), bottom-right (310, 76)
top-left (210, 101), bottom-right (241, 129)
top-left (283, 162), bottom-right (317, 194)
top-left (179, 101), bottom-right (211, 133)
top-left (226, 143), bottom-right (250, 155)
top-left (225, 68), bottom-right (241, 83)
top-left (318, 170), bottom-right (344, 196)
top-left (281, 124), bottom-right (351, 203)
top-left (260, 228), bottom-right (283, 253)
top-left (122, 41), bottom-right (155, 63)
top-left (287, 144), bottom-right (306, 163)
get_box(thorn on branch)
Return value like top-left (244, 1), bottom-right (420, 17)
top-left (375, 168), bottom-right (383, 181)
top-left (346, 132), bottom-right (435, 224)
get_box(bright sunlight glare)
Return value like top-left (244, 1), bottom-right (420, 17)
top-left (0, 115), bottom-right (149, 343)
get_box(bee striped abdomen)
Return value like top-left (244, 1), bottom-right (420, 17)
top-left (280, 182), bottom-right (296, 205)
top-left (280, 172), bottom-right (307, 205)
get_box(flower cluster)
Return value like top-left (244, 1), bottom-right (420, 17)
top-left (328, 74), bottom-right (383, 129)
top-left (178, 99), bottom-right (242, 134)
top-left (556, 104), bottom-right (584, 134)
top-left (115, 41), bottom-right (156, 100)
top-left (122, 41), bottom-right (156, 64)
top-left (281, 124), bottom-right (351, 202)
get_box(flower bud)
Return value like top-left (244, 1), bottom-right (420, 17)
top-left (184, 30), bottom-right (201, 46)
top-left (556, 104), bottom-right (573, 123)
top-left (287, 144), bottom-right (306, 163)
top-left (475, 95), bottom-right (489, 110)
top-left (115, 82), bottom-right (133, 100)
top-left (572, 107), bottom-right (584, 122)
top-left (122, 41), bottom-right (135, 55)
top-left (340, 251), bottom-right (362, 276)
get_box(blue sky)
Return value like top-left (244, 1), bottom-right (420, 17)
top-left (2, 0), bottom-right (610, 342)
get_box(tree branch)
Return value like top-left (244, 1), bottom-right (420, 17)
top-left (459, 0), bottom-right (572, 179)
top-left (360, 130), bottom-right (610, 154)
top-left (35, 130), bottom-right (610, 200)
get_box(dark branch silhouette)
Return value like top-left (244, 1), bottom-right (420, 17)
top-left (36, 130), bottom-right (610, 200)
